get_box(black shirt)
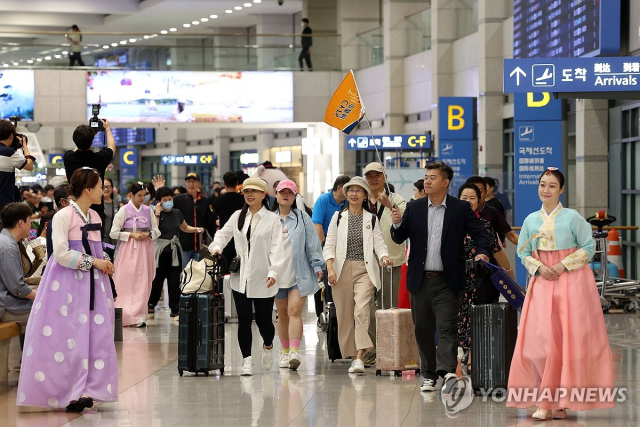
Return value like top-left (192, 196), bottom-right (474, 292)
top-left (302, 26), bottom-right (313, 49)
top-left (212, 192), bottom-right (245, 229)
top-left (63, 148), bottom-right (114, 219)
top-left (157, 209), bottom-right (185, 241)
top-left (485, 197), bottom-right (505, 217)
top-left (478, 204), bottom-right (512, 237)
top-left (172, 193), bottom-right (216, 251)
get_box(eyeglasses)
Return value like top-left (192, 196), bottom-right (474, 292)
top-left (347, 188), bottom-right (364, 195)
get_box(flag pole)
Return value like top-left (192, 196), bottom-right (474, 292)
top-left (363, 111), bottom-right (395, 207)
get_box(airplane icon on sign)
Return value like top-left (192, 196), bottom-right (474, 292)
top-left (532, 64), bottom-right (555, 87)
top-left (519, 126), bottom-right (534, 142)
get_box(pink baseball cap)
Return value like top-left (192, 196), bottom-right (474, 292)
top-left (276, 179), bottom-right (298, 194)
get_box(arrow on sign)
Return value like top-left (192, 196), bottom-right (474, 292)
top-left (509, 67), bottom-right (527, 86)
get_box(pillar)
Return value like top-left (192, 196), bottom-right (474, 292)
top-left (169, 128), bottom-right (186, 187)
top-left (303, 0), bottom-right (338, 71)
top-left (575, 99), bottom-right (608, 216)
top-left (337, 0), bottom-right (380, 71)
top-left (256, 14), bottom-right (293, 70)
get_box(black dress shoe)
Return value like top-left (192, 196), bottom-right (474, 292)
top-left (66, 397), bottom-right (94, 412)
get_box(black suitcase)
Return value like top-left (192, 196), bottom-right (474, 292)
top-left (326, 302), bottom-right (342, 361)
top-left (470, 303), bottom-right (517, 394)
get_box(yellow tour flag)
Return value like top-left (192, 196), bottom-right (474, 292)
top-left (324, 70), bottom-right (366, 134)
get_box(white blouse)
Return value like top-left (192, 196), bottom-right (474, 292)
top-left (209, 206), bottom-right (285, 298)
top-left (109, 201), bottom-right (160, 242)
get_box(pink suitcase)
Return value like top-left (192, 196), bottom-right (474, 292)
top-left (375, 308), bottom-right (420, 375)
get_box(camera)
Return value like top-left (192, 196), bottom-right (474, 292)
top-left (9, 116), bottom-right (27, 150)
top-left (89, 104), bottom-right (104, 131)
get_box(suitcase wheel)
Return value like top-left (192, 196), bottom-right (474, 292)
top-left (394, 370), bottom-right (402, 377)
top-left (376, 370), bottom-right (381, 377)
top-left (178, 368), bottom-right (184, 377)
top-left (220, 368), bottom-right (224, 375)
top-left (204, 371), bottom-right (209, 377)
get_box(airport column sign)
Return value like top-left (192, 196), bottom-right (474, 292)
top-left (504, 58), bottom-right (640, 93)
top-left (120, 149), bottom-right (138, 191)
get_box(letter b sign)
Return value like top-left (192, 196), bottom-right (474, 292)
top-left (439, 97), bottom-right (477, 141)
top-left (448, 105), bottom-right (465, 130)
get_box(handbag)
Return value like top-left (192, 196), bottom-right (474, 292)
top-left (180, 258), bottom-right (215, 294)
top-left (228, 214), bottom-right (262, 274)
top-left (481, 261), bottom-right (526, 310)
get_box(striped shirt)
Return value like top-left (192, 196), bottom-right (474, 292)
top-left (425, 197), bottom-right (447, 271)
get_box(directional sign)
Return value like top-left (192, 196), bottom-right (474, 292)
top-left (504, 58), bottom-right (640, 93)
top-left (345, 134), bottom-right (431, 151)
top-left (161, 154), bottom-right (217, 166)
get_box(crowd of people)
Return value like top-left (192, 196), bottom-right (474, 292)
top-left (0, 119), bottom-right (614, 420)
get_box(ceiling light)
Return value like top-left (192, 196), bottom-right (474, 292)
top-left (111, 42), bottom-right (118, 47)
top-left (27, 60), bottom-right (33, 64)
top-left (161, 30), bottom-right (168, 34)
top-left (36, 58), bottom-right (42, 62)
top-left (143, 35), bottom-right (150, 39)
top-left (12, 62), bottom-right (18, 65)
top-left (120, 40), bottom-right (127, 45)
top-left (183, 23), bottom-right (191, 27)
top-left (54, 55), bottom-right (61, 59)
top-left (226, 10), bottom-right (233, 13)
top-left (103, 45), bottom-right (109, 49)
top-left (170, 28), bottom-right (177, 32)
top-left (201, 18), bottom-right (208, 22)
top-left (129, 39), bottom-right (137, 42)
top-left (45, 56), bottom-right (51, 60)
top-left (192, 21), bottom-right (200, 25)
top-left (62, 51), bottom-right (68, 55)
top-left (234, 6), bottom-right (242, 10)
top-left (3, 64), bottom-right (8, 67)
top-left (210, 14), bottom-right (218, 18)
top-left (254, 0), bottom-right (261, 3)
top-left (244, 2), bottom-right (252, 6)
top-left (152, 34), bottom-right (158, 37)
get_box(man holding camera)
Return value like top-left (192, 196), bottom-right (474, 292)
top-left (0, 121), bottom-right (34, 226)
top-left (63, 119), bottom-right (115, 222)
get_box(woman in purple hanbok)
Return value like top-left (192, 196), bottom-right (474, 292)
top-left (17, 168), bottom-right (118, 412)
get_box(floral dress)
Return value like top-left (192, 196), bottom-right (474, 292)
top-left (457, 217), bottom-right (501, 351)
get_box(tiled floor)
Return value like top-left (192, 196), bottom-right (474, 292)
top-left (1, 303), bottom-right (639, 426)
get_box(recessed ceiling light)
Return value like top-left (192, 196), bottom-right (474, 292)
top-left (45, 56), bottom-right (51, 60)
top-left (103, 45), bottom-right (109, 49)
top-left (53, 55), bottom-right (61, 59)
top-left (13, 62), bottom-right (19, 65)
top-left (62, 51), bottom-right (68, 55)
top-left (254, 0), bottom-right (261, 3)
top-left (120, 40), bottom-right (127, 45)
top-left (143, 35), bottom-right (150, 39)
top-left (27, 60), bottom-right (33, 64)
top-left (152, 34), bottom-right (158, 37)
top-left (234, 6), bottom-right (242, 10)
top-left (170, 28), bottom-right (177, 32)
top-left (36, 58), bottom-right (42, 62)
top-left (210, 14), bottom-right (218, 18)
top-left (201, 18), bottom-right (209, 22)
top-left (183, 23), bottom-right (191, 27)
top-left (161, 30), bottom-right (168, 34)
top-left (192, 21), bottom-right (199, 25)
top-left (3, 64), bottom-right (8, 67)
top-left (111, 43), bottom-right (118, 47)
top-left (129, 38), bottom-right (137, 42)
top-left (244, 2), bottom-right (252, 6)
top-left (226, 10), bottom-right (233, 13)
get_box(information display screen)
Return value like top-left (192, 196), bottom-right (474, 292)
top-left (92, 128), bottom-right (155, 146)
top-left (513, 0), bottom-right (620, 58)
top-left (0, 70), bottom-right (34, 121)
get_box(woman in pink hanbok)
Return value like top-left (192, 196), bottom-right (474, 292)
top-left (110, 182), bottom-right (160, 327)
top-left (17, 168), bottom-right (117, 412)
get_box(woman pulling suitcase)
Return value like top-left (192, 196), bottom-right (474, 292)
top-left (271, 180), bottom-right (325, 370)
top-left (323, 177), bottom-right (390, 375)
top-left (208, 178), bottom-right (285, 376)
top-left (507, 168), bottom-right (614, 420)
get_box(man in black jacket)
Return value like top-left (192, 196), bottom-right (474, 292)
top-left (172, 172), bottom-right (216, 268)
top-left (299, 18), bottom-right (312, 71)
top-left (390, 161), bottom-right (491, 396)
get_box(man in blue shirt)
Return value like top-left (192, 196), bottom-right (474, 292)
top-left (0, 203), bottom-right (37, 327)
top-left (311, 175), bottom-right (350, 326)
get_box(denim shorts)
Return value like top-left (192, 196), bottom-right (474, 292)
top-left (275, 285), bottom-right (299, 299)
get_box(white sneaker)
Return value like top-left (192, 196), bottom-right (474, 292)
top-left (261, 346), bottom-right (274, 371)
top-left (240, 356), bottom-right (253, 376)
top-left (279, 353), bottom-right (290, 369)
top-left (420, 378), bottom-right (436, 392)
top-left (442, 373), bottom-right (459, 396)
top-left (288, 351), bottom-right (300, 370)
top-left (348, 359), bottom-right (365, 374)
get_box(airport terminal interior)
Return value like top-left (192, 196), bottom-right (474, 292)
top-left (0, 0), bottom-right (640, 426)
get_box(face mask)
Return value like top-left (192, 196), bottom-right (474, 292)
top-left (162, 201), bottom-right (174, 210)
top-left (144, 195), bottom-right (150, 203)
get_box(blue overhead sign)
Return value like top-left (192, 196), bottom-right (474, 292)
top-left (438, 97), bottom-right (477, 140)
top-left (504, 58), bottom-right (640, 93)
top-left (346, 134), bottom-right (431, 151)
top-left (161, 154), bottom-right (216, 166)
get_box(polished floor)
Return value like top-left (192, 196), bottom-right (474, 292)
top-left (1, 299), bottom-right (640, 427)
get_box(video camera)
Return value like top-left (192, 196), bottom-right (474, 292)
top-left (89, 104), bottom-right (104, 132)
top-left (9, 116), bottom-right (27, 150)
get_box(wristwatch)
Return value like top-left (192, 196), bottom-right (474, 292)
top-left (25, 155), bottom-right (36, 161)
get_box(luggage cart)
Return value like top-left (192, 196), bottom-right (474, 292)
top-left (586, 212), bottom-right (640, 314)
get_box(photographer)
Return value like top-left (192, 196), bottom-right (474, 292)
top-left (0, 120), bottom-right (34, 224)
top-left (63, 119), bottom-right (115, 223)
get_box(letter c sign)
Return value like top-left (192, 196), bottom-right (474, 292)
top-left (123, 151), bottom-right (135, 165)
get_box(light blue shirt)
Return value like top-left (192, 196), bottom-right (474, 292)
top-left (0, 229), bottom-right (33, 318)
top-left (277, 209), bottom-right (326, 298)
top-left (425, 197), bottom-right (446, 271)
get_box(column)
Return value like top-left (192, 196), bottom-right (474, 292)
top-left (256, 130), bottom-right (274, 164)
top-left (477, 0), bottom-right (508, 175)
top-left (337, 0), bottom-right (380, 71)
top-left (575, 99), bottom-right (608, 217)
top-left (169, 128), bottom-right (187, 187)
top-left (303, 0), bottom-right (338, 70)
top-left (256, 14), bottom-right (294, 70)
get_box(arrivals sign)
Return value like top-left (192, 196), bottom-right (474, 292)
top-left (345, 134), bottom-right (431, 151)
top-left (161, 154), bottom-right (216, 166)
top-left (504, 58), bottom-right (640, 93)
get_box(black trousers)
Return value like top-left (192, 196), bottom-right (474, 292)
top-left (233, 290), bottom-right (275, 358)
top-left (69, 53), bottom-right (85, 66)
top-left (409, 275), bottom-right (460, 381)
top-left (298, 48), bottom-right (312, 70)
top-left (148, 249), bottom-right (182, 314)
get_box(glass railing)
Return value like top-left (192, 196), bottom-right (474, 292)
top-left (0, 31), bottom-right (342, 72)
top-left (406, 8), bottom-right (432, 56)
top-left (357, 27), bottom-right (384, 69)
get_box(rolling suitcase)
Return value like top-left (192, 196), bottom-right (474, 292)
top-left (326, 302), bottom-right (342, 362)
top-left (177, 256), bottom-right (225, 377)
top-left (375, 266), bottom-right (420, 376)
top-left (470, 303), bottom-right (518, 394)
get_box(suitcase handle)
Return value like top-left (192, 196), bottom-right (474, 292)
top-left (197, 319), bottom-right (202, 346)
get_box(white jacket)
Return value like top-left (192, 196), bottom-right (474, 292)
top-left (323, 209), bottom-right (389, 289)
top-left (209, 206), bottom-right (284, 298)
